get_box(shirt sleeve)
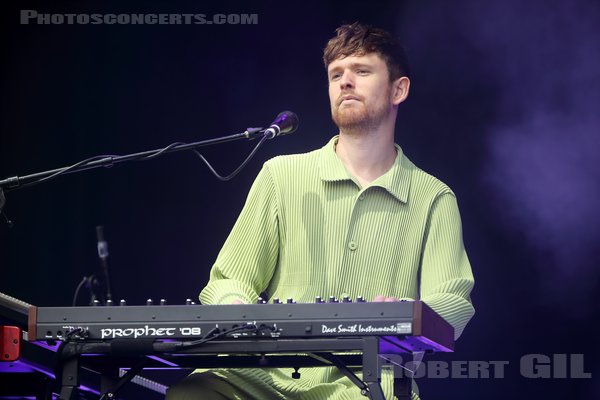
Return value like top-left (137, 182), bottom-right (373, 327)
top-left (419, 192), bottom-right (475, 340)
top-left (199, 164), bottom-right (279, 305)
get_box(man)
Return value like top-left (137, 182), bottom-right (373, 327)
top-left (167, 22), bottom-right (474, 400)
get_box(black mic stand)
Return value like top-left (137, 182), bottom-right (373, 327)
top-left (0, 187), bottom-right (13, 227)
top-left (95, 225), bottom-right (113, 305)
top-left (0, 127), bottom-right (265, 193)
top-left (0, 127), bottom-right (266, 228)
top-left (0, 110), bottom-right (299, 225)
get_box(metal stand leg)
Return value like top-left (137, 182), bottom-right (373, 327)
top-left (382, 353), bottom-right (414, 400)
top-left (391, 354), bottom-right (415, 400)
top-left (393, 374), bottom-right (411, 400)
top-left (39, 376), bottom-right (54, 400)
top-left (315, 352), bottom-right (368, 394)
top-left (100, 373), bottom-right (118, 399)
top-left (58, 356), bottom-right (79, 400)
top-left (99, 359), bottom-right (147, 400)
top-left (362, 337), bottom-right (385, 400)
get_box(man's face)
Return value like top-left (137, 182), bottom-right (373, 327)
top-left (327, 52), bottom-right (395, 132)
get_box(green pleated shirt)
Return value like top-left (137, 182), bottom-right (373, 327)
top-left (197, 136), bottom-right (475, 399)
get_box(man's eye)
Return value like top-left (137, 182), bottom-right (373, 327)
top-left (357, 70), bottom-right (369, 75)
top-left (331, 73), bottom-right (341, 81)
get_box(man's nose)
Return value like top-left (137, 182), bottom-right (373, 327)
top-left (339, 70), bottom-right (354, 89)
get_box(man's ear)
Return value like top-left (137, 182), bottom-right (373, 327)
top-left (392, 76), bottom-right (410, 105)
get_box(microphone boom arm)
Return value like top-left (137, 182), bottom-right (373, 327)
top-left (0, 127), bottom-right (266, 192)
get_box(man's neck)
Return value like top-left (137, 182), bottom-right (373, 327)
top-left (335, 128), bottom-right (397, 188)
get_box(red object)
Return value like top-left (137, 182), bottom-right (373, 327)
top-left (0, 326), bottom-right (21, 362)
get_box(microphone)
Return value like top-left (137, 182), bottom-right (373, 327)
top-left (263, 111), bottom-right (299, 139)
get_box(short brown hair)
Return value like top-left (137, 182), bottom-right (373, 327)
top-left (323, 22), bottom-right (411, 81)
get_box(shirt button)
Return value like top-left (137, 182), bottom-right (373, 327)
top-left (348, 241), bottom-right (357, 251)
top-left (358, 194), bottom-right (365, 201)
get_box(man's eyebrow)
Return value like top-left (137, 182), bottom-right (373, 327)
top-left (328, 62), bottom-right (373, 73)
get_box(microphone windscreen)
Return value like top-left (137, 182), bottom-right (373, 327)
top-left (272, 111), bottom-right (299, 136)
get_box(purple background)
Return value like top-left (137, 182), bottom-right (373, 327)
top-left (1, 0), bottom-right (599, 398)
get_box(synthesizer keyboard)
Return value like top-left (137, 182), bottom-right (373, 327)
top-left (29, 299), bottom-right (453, 352)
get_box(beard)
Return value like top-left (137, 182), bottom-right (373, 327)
top-left (331, 89), bottom-right (392, 134)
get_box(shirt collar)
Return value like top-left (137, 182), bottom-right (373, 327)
top-left (318, 136), bottom-right (410, 203)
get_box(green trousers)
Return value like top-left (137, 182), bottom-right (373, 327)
top-left (166, 367), bottom-right (420, 400)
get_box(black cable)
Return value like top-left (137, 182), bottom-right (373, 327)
top-left (63, 326), bottom-right (89, 340)
top-left (137, 142), bottom-right (186, 161)
top-left (137, 133), bottom-right (269, 181)
top-left (191, 134), bottom-right (269, 181)
top-left (175, 323), bottom-right (267, 352)
top-left (16, 133), bottom-right (269, 189)
top-left (18, 154), bottom-right (118, 189)
top-left (72, 277), bottom-right (87, 307)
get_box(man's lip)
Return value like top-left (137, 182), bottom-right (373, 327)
top-left (339, 95), bottom-right (360, 105)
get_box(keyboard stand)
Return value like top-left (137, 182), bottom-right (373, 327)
top-left (55, 336), bottom-right (416, 400)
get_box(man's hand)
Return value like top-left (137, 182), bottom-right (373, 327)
top-left (231, 299), bottom-right (245, 304)
top-left (373, 295), bottom-right (399, 302)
